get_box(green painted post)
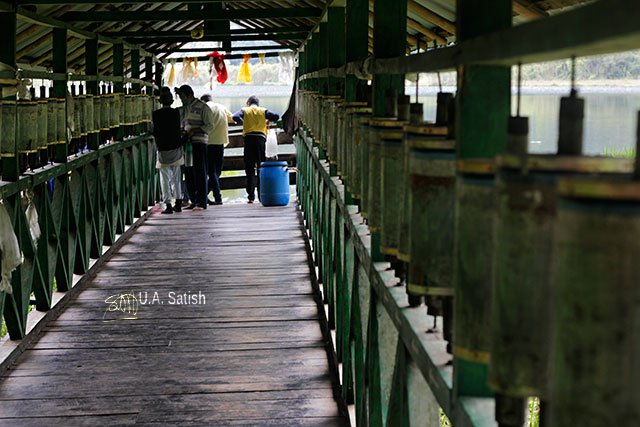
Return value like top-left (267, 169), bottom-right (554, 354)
top-left (85, 38), bottom-right (99, 150)
top-left (328, 7), bottom-right (345, 97)
top-left (131, 49), bottom-right (141, 94)
top-left (145, 56), bottom-right (153, 82)
top-left (113, 43), bottom-right (124, 141)
top-left (0, 12), bottom-right (18, 181)
top-left (318, 23), bottom-right (329, 96)
top-left (52, 27), bottom-right (68, 163)
top-left (345, 0), bottom-right (368, 103)
top-left (453, 0), bottom-right (511, 399)
top-left (371, 0), bottom-right (406, 262)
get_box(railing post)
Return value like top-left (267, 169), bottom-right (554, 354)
top-left (0, 11), bottom-right (18, 181)
top-left (52, 27), bottom-right (68, 163)
top-left (453, 0), bottom-right (511, 404)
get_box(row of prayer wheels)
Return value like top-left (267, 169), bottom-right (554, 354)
top-left (297, 87), bottom-right (639, 427)
top-left (0, 83), bottom-right (154, 175)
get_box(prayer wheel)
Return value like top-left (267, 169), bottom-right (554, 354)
top-left (490, 153), bottom-right (633, 426)
top-left (110, 93), bottom-right (120, 138)
top-left (327, 99), bottom-right (339, 169)
top-left (94, 92), bottom-right (102, 142)
top-left (345, 105), bottom-right (370, 200)
top-left (367, 118), bottom-right (402, 232)
top-left (46, 96), bottom-right (57, 161)
top-left (18, 99), bottom-right (38, 156)
top-left (557, 88), bottom-right (584, 155)
top-left (123, 93), bottom-right (132, 138)
top-left (85, 93), bottom-right (95, 137)
top-left (37, 88), bottom-right (48, 167)
top-left (358, 116), bottom-right (372, 217)
top-left (100, 93), bottom-right (111, 143)
top-left (1, 100), bottom-right (16, 159)
top-left (454, 159), bottom-right (496, 396)
top-left (550, 176), bottom-right (640, 427)
top-left (56, 98), bottom-right (65, 147)
top-left (407, 125), bottom-right (454, 321)
top-left (70, 87), bottom-right (81, 155)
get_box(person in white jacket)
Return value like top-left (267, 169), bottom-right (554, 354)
top-left (200, 94), bottom-right (234, 205)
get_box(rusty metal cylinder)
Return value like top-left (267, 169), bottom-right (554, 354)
top-left (384, 88), bottom-right (397, 118)
top-left (1, 100), bottom-right (16, 158)
top-left (36, 96), bottom-right (48, 154)
top-left (368, 119), bottom-right (401, 232)
top-left (506, 116), bottom-right (529, 156)
top-left (491, 154), bottom-right (633, 427)
top-left (550, 178), bottom-right (640, 427)
top-left (359, 118), bottom-right (372, 218)
top-left (350, 109), bottom-right (371, 202)
top-left (436, 92), bottom-right (454, 126)
top-left (85, 94), bottom-right (94, 135)
top-left (46, 97), bottom-right (57, 149)
top-left (557, 89), bottom-right (584, 155)
top-left (18, 99), bottom-right (38, 154)
top-left (454, 160), bottom-right (496, 396)
top-left (380, 125), bottom-right (405, 256)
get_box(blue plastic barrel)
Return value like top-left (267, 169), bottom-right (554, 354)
top-left (259, 161), bottom-right (290, 206)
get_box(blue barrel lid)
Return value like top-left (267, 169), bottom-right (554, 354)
top-left (261, 161), bottom-right (288, 167)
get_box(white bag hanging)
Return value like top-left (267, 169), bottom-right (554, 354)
top-left (265, 128), bottom-right (278, 159)
top-left (0, 202), bottom-right (21, 294)
top-left (25, 192), bottom-right (41, 247)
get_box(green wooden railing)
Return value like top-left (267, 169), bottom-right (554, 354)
top-left (0, 134), bottom-right (158, 340)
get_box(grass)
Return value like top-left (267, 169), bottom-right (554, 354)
top-left (602, 146), bottom-right (636, 158)
top-left (527, 397), bottom-right (541, 427)
top-left (440, 408), bottom-right (451, 426)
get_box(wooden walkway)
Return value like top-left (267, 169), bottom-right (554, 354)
top-left (0, 204), bottom-right (347, 426)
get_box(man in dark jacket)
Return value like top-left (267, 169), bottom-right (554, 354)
top-left (152, 87), bottom-right (184, 214)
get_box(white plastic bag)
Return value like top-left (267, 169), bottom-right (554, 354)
top-left (0, 202), bottom-right (21, 294)
top-left (265, 129), bottom-right (278, 159)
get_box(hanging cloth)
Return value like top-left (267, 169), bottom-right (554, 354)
top-left (25, 191), bottom-right (41, 247)
top-left (182, 58), bottom-right (195, 82)
top-left (168, 59), bottom-right (176, 87)
top-left (207, 51), bottom-right (228, 84)
top-left (193, 58), bottom-right (199, 78)
top-left (258, 53), bottom-right (266, 66)
top-left (237, 54), bottom-right (252, 83)
top-left (278, 51), bottom-right (295, 84)
top-left (0, 202), bottom-right (21, 295)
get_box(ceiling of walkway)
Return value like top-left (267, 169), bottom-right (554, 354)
top-left (12, 0), bottom-right (592, 74)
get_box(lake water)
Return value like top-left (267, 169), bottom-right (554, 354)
top-left (210, 85), bottom-right (640, 202)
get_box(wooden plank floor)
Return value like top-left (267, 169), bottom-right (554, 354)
top-left (0, 204), bottom-right (347, 426)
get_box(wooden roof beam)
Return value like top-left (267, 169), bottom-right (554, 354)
top-left (105, 26), bottom-right (312, 38)
top-left (60, 8), bottom-right (323, 23)
top-left (513, 0), bottom-right (548, 20)
top-left (407, 17), bottom-right (447, 46)
top-left (407, 0), bottom-right (455, 35)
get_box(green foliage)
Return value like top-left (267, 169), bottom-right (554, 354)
top-left (0, 318), bottom-right (6, 338)
top-left (602, 146), bottom-right (636, 158)
top-left (527, 397), bottom-right (540, 427)
top-left (520, 50), bottom-right (640, 81)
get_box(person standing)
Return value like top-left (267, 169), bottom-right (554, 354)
top-left (200, 94), bottom-right (234, 205)
top-left (175, 84), bottom-right (214, 211)
top-left (152, 87), bottom-right (183, 214)
top-left (232, 96), bottom-right (280, 203)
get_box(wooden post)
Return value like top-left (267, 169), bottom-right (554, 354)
top-left (85, 37), bottom-right (99, 150)
top-left (0, 11), bottom-right (18, 181)
top-left (453, 0), bottom-right (511, 399)
top-left (318, 22), bottom-right (329, 96)
top-left (53, 27), bottom-right (68, 163)
top-left (131, 48), bottom-right (140, 94)
top-left (345, 0), bottom-right (368, 103)
top-left (113, 43), bottom-right (124, 141)
top-left (145, 56), bottom-right (153, 83)
top-left (328, 7), bottom-right (345, 97)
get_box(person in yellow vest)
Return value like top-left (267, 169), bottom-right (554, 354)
top-left (232, 96), bottom-right (280, 203)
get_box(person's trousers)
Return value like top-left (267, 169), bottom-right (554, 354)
top-left (207, 144), bottom-right (224, 203)
top-left (191, 143), bottom-right (209, 208)
top-left (181, 165), bottom-right (191, 203)
top-left (159, 165), bottom-right (183, 204)
top-left (243, 134), bottom-right (266, 201)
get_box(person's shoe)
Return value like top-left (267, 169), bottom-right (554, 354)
top-left (207, 199), bottom-right (215, 206)
top-left (247, 199), bottom-right (254, 204)
top-left (181, 200), bottom-right (191, 208)
top-left (161, 203), bottom-right (173, 214)
top-left (212, 200), bottom-right (223, 205)
top-left (185, 204), bottom-right (196, 210)
top-left (193, 206), bottom-right (205, 211)
top-left (174, 199), bottom-right (182, 213)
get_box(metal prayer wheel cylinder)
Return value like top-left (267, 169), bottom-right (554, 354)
top-left (359, 117), bottom-right (373, 217)
top-left (550, 178), bottom-right (640, 427)
top-left (36, 98), bottom-right (48, 154)
top-left (436, 92), bottom-right (454, 126)
top-left (380, 126), bottom-right (406, 256)
top-left (349, 108), bottom-right (371, 201)
top-left (337, 104), bottom-right (348, 179)
top-left (56, 98), bottom-right (65, 145)
top-left (557, 89), bottom-right (584, 155)
top-left (397, 104), bottom-right (425, 263)
top-left (454, 159), bottom-right (496, 396)
top-left (1, 101), bottom-right (16, 158)
top-left (18, 100), bottom-right (38, 154)
top-left (123, 94), bottom-right (132, 136)
top-left (368, 118), bottom-right (402, 232)
top-left (119, 93), bottom-right (125, 131)
top-left (407, 126), bottom-right (455, 319)
top-left (110, 93), bottom-right (120, 134)
top-left (490, 155), bottom-right (634, 415)
top-left (506, 116), bottom-right (529, 156)
top-left (327, 99), bottom-right (339, 168)
top-left (85, 94), bottom-right (95, 135)
top-left (94, 94), bottom-right (102, 137)
top-left (46, 98), bottom-right (57, 149)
